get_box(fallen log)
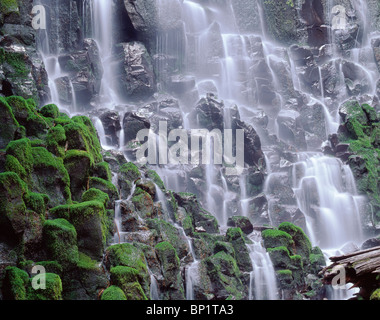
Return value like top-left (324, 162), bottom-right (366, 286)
top-left (321, 246), bottom-right (380, 300)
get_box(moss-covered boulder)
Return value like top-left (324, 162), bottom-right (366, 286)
top-left (118, 162), bottom-right (141, 199)
top-left (261, 0), bottom-right (298, 45)
top-left (62, 252), bottom-right (108, 300)
top-left (225, 227), bottom-right (252, 272)
top-left (173, 192), bottom-right (219, 234)
top-left (101, 285), bottom-right (127, 300)
top-left (2, 266), bottom-right (29, 300)
top-left (146, 218), bottom-right (189, 260)
top-left (104, 243), bottom-right (150, 296)
top-left (64, 150), bottom-right (93, 201)
top-left (5, 138), bottom-right (33, 184)
top-left (31, 147), bottom-right (71, 207)
top-left (43, 218), bottom-right (79, 267)
top-left (227, 216), bottom-right (254, 235)
top-left (88, 176), bottom-right (119, 206)
top-left (132, 187), bottom-right (154, 219)
top-left (64, 115), bottom-right (102, 164)
top-left (262, 228), bottom-right (294, 252)
top-left (110, 266), bottom-right (148, 300)
top-left (0, 172), bottom-right (27, 244)
top-left (49, 201), bottom-right (109, 259)
top-left (370, 288), bottom-right (380, 300)
top-left (278, 222), bottom-right (312, 265)
top-left (154, 241), bottom-right (185, 300)
top-left (27, 273), bottom-right (62, 300)
top-left (0, 97), bottom-right (19, 149)
top-left (203, 251), bottom-right (246, 300)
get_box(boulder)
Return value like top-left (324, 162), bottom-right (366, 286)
top-left (114, 42), bottom-right (155, 102)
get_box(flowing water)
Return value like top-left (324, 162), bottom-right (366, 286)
top-left (35, 0), bottom-right (377, 300)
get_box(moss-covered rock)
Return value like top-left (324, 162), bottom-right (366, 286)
top-left (39, 104), bottom-right (60, 119)
top-left (88, 176), bottom-right (119, 206)
top-left (278, 222), bottom-right (312, 265)
top-left (46, 125), bottom-right (66, 157)
top-left (110, 266), bottom-right (148, 300)
top-left (146, 169), bottom-right (165, 190)
top-left (49, 201), bottom-right (109, 259)
top-left (225, 227), bottom-right (252, 272)
top-left (43, 218), bottom-right (79, 267)
top-left (104, 243), bottom-right (150, 294)
top-left (132, 187), bottom-right (154, 219)
top-left (31, 146), bottom-right (71, 206)
top-left (101, 285), bottom-right (127, 300)
top-left (64, 150), bottom-right (93, 201)
top-left (2, 266), bottom-right (29, 300)
top-left (118, 162), bottom-right (141, 199)
top-left (81, 188), bottom-right (109, 208)
top-left (338, 101), bottom-right (380, 222)
top-left (155, 241), bottom-right (184, 300)
top-left (23, 192), bottom-right (49, 216)
top-left (0, 96), bottom-right (19, 149)
top-left (0, 172), bottom-right (27, 244)
top-left (261, 0), bottom-right (298, 45)
top-left (64, 115), bottom-right (102, 163)
top-left (262, 228), bottom-right (294, 252)
top-left (146, 218), bottom-right (189, 260)
top-left (227, 216), bottom-right (254, 235)
top-left (203, 251), bottom-right (246, 300)
top-left (27, 273), bottom-right (62, 300)
top-left (5, 138), bottom-right (33, 183)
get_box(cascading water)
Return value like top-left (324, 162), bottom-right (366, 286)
top-left (35, 0), bottom-right (379, 301)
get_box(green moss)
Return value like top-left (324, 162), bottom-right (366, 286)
top-left (262, 228), bottom-right (294, 251)
top-left (43, 218), bottom-right (79, 266)
top-left (27, 273), bottom-right (62, 300)
top-left (278, 222), bottom-right (312, 263)
top-left (106, 243), bottom-right (148, 273)
top-left (39, 104), bottom-right (60, 119)
top-left (5, 138), bottom-right (33, 179)
top-left (1, 51), bottom-right (28, 78)
top-left (31, 147), bottom-right (71, 204)
top-left (64, 116), bottom-right (102, 163)
top-left (76, 252), bottom-right (98, 270)
top-left (370, 288), bottom-right (380, 300)
top-left (0, 96), bottom-right (20, 149)
top-left (146, 169), bottom-right (165, 190)
top-left (81, 188), bottom-right (109, 208)
top-left (89, 177), bottom-right (118, 200)
top-left (3, 266), bottom-right (29, 300)
top-left (46, 125), bottom-right (66, 157)
top-left (5, 154), bottom-right (27, 181)
top-left (0, 0), bottom-right (18, 14)
top-left (23, 192), bottom-right (49, 216)
top-left (93, 161), bottom-right (112, 182)
top-left (110, 266), bottom-right (148, 300)
top-left (101, 285), bottom-right (127, 300)
top-left (0, 172), bottom-right (27, 242)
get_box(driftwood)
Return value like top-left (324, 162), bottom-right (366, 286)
top-left (321, 246), bottom-right (380, 299)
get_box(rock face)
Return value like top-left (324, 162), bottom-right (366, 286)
top-left (0, 0), bottom-right (50, 105)
top-left (114, 42), bottom-right (156, 102)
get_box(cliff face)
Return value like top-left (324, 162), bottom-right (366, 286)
top-left (0, 0), bottom-right (379, 301)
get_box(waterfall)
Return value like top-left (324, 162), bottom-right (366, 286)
top-left (293, 153), bottom-right (365, 249)
top-left (34, 0), bottom-right (378, 301)
top-left (247, 231), bottom-right (278, 300)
